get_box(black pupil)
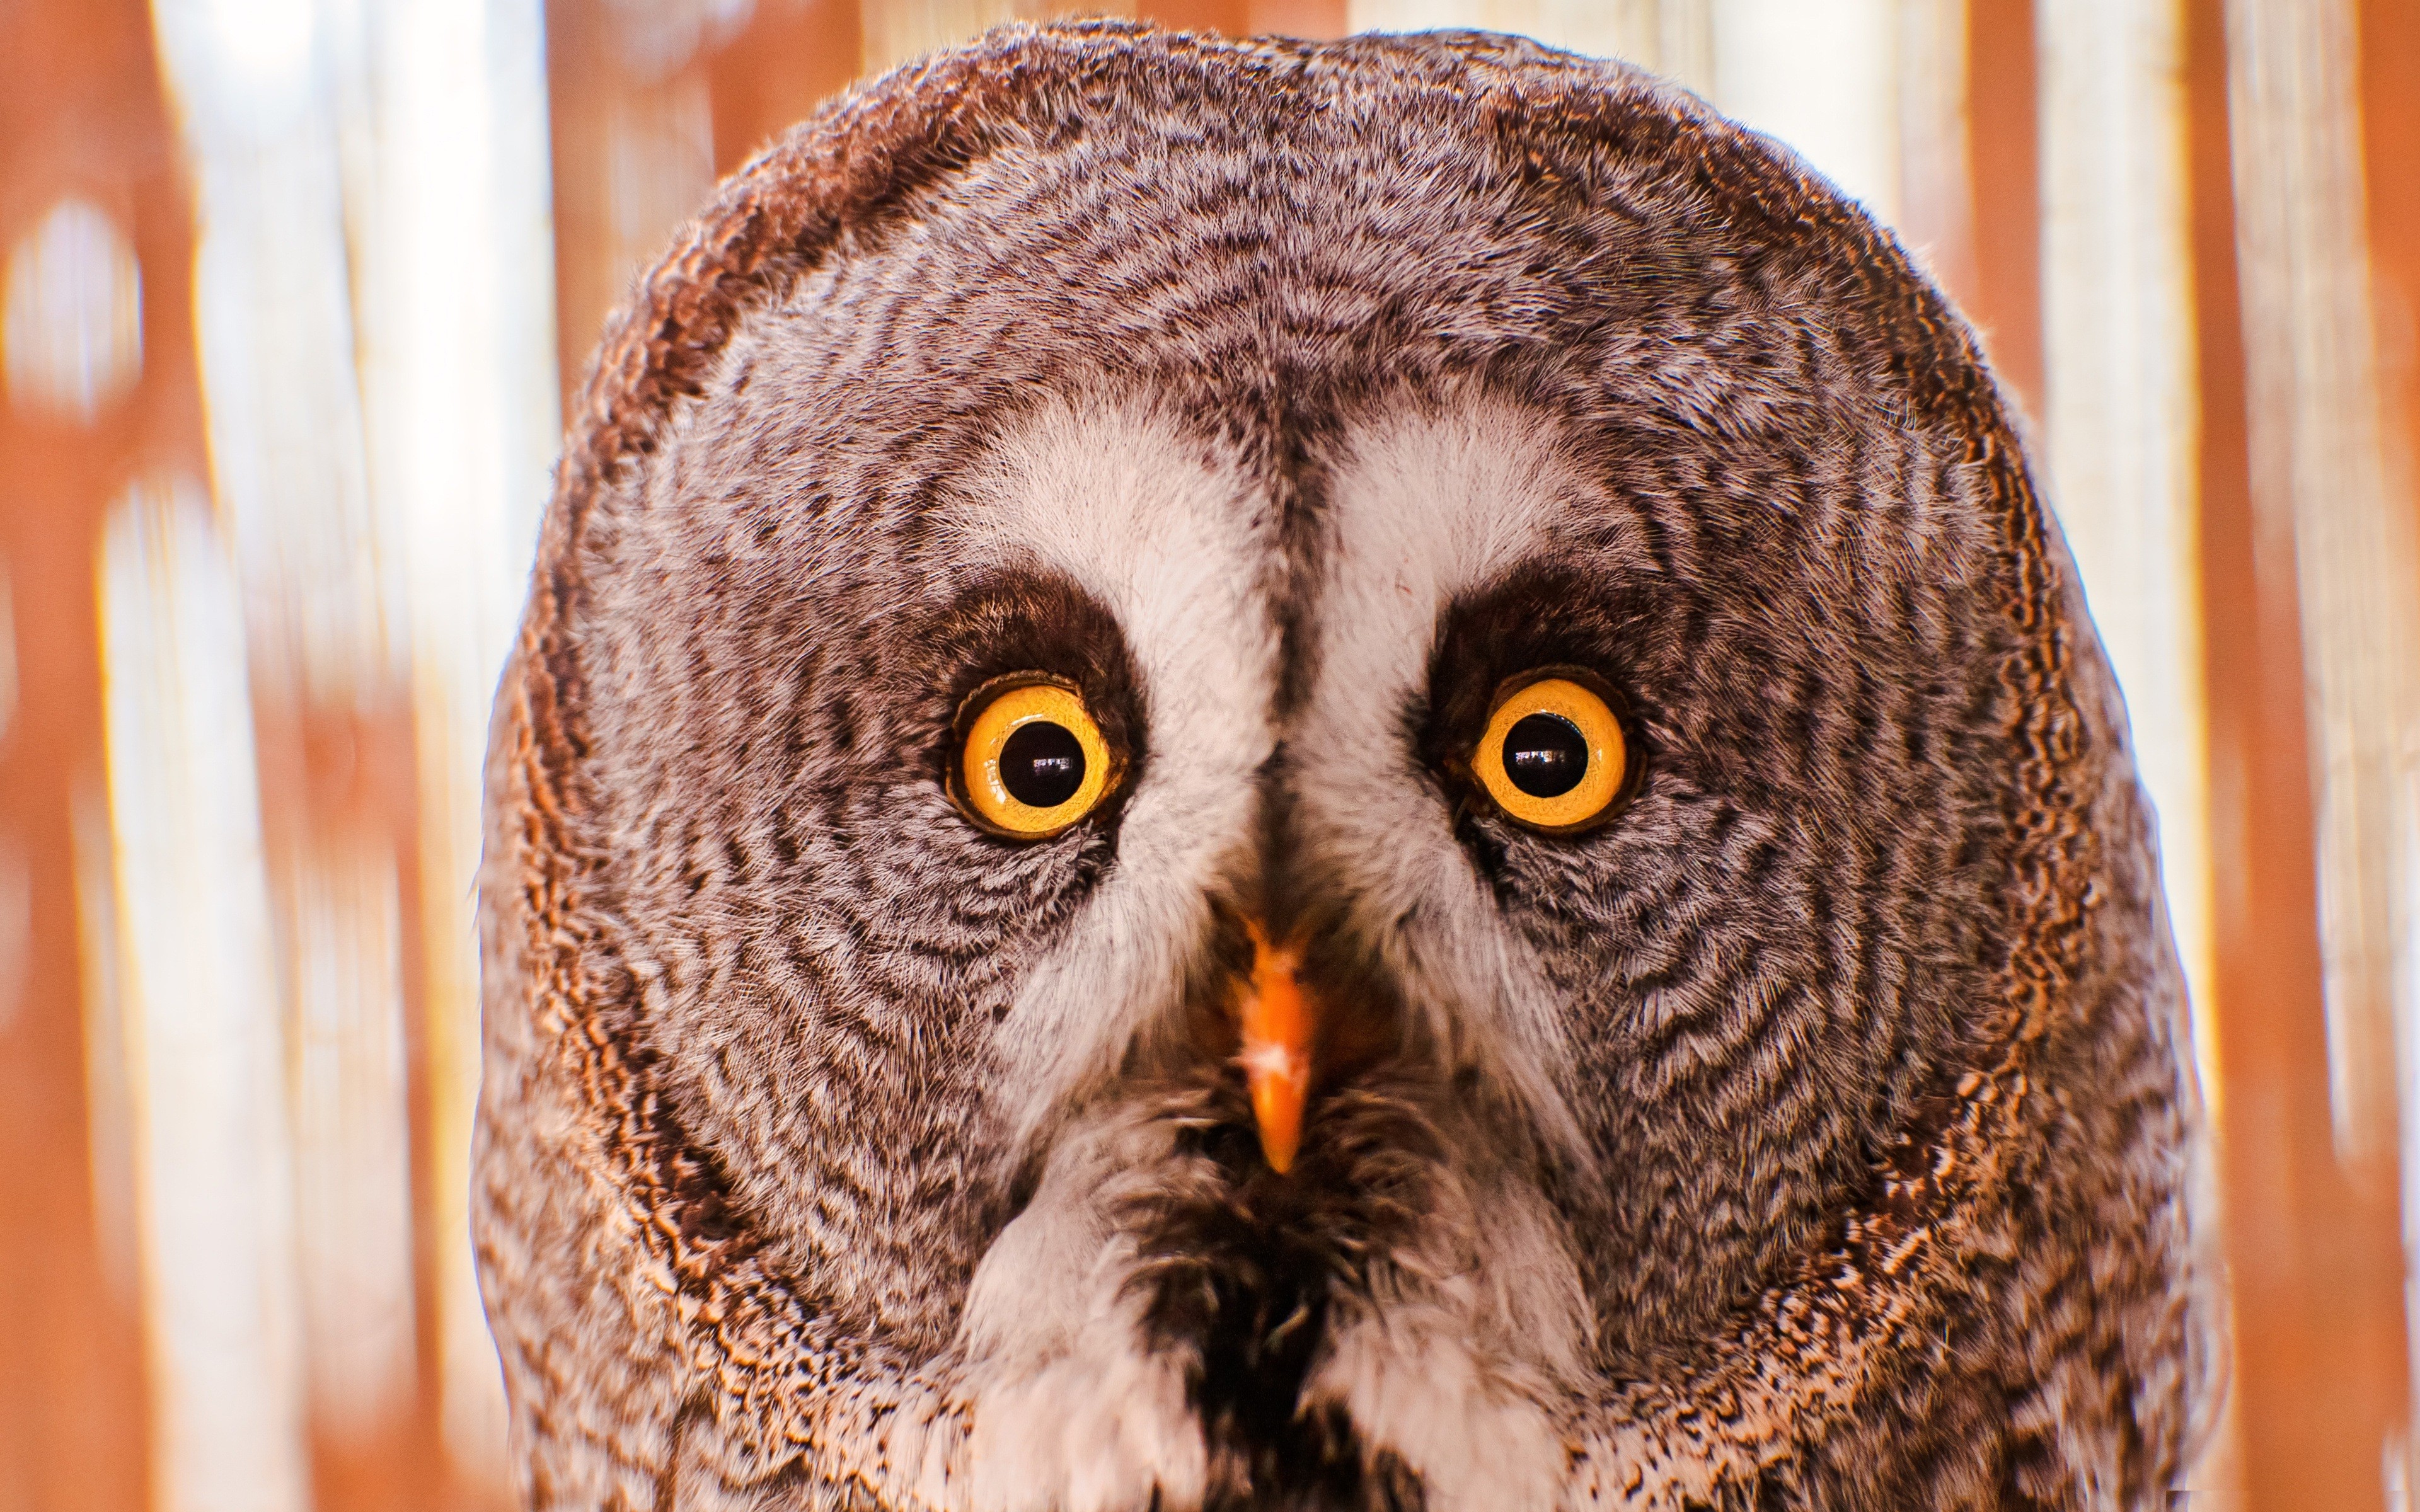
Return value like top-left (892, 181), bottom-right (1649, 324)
top-left (1000, 720), bottom-right (1086, 808)
top-left (1504, 712), bottom-right (1588, 798)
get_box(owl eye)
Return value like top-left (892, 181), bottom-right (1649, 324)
top-left (1471, 672), bottom-right (1630, 833)
top-left (953, 676), bottom-right (1117, 838)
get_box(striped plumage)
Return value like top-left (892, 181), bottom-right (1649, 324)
top-left (474, 21), bottom-right (2212, 1511)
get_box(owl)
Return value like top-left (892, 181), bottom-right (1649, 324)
top-left (474, 21), bottom-right (2213, 1512)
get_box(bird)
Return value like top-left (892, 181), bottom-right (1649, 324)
top-left (472, 20), bottom-right (2213, 1511)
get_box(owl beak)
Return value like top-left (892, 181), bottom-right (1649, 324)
top-left (1240, 920), bottom-right (1311, 1174)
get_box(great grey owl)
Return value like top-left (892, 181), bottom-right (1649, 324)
top-left (473, 21), bottom-right (2213, 1511)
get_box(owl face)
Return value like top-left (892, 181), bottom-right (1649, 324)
top-left (478, 23), bottom-right (2203, 1512)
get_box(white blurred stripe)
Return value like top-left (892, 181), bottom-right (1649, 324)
top-left (343, 0), bottom-right (558, 1481)
top-left (1892, 0), bottom-right (1972, 299)
top-left (187, 160), bottom-right (392, 710)
top-left (2037, 34), bottom-right (2238, 1491)
top-left (290, 829), bottom-right (417, 1441)
top-left (99, 475), bottom-right (311, 1512)
top-left (1710, 0), bottom-right (1901, 225)
top-left (153, 0), bottom-right (392, 716)
top-left (153, 0), bottom-right (427, 1462)
top-left (1, 198), bottom-right (144, 423)
top-left (1342, 2), bottom-right (1911, 231)
top-left (2227, 0), bottom-right (2420, 1169)
top-left (2036, 0), bottom-right (2216, 1103)
top-left (2227, 1), bottom-right (2420, 1491)
top-left (154, 0), bottom-right (563, 1475)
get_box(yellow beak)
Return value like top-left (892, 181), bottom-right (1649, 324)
top-left (1240, 920), bottom-right (1311, 1174)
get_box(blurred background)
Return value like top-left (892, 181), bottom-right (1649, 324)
top-left (1, 1), bottom-right (2413, 1509)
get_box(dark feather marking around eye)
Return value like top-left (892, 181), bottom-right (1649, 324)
top-left (1419, 562), bottom-right (1656, 878)
top-left (903, 573), bottom-right (1151, 869)
top-left (1462, 817), bottom-right (1514, 902)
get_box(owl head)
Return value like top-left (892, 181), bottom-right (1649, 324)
top-left (475, 21), bottom-right (2210, 1511)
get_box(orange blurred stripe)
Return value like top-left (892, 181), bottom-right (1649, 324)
top-left (0, 3), bottom-right (208, 1509)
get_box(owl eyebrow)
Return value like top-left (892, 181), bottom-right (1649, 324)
top-left (923, 571), bottom-right (1138, 697)
top-left (917, 570), bottom-right (1150, 782)
top-left (1417, 562), bottom-right (1650, 765)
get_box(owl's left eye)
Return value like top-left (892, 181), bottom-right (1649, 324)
top-left (952, 675), bottom-right (1119, 839)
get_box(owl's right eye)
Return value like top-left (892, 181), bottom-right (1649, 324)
top-left (1469, 670), bottom-right (1632, 834)
top-left (952, 675), bottom-right (1119, 839)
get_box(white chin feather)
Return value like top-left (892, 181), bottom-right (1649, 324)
top-left (1306, 1324), bottom-right (1566, 1512)
top-left (964, 1339), bottom-right (1207, 1512)
top-left (956, 1109), bottom-right (1209, 1512)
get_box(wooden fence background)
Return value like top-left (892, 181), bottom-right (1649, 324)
top-left (3, 1), bottom-right (2416, 1509)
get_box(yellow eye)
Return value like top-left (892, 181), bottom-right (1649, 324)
top-left (1470, 672), bottom-right (1630, 833)
top-left (953, 677), bottom-right (1119, 839)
